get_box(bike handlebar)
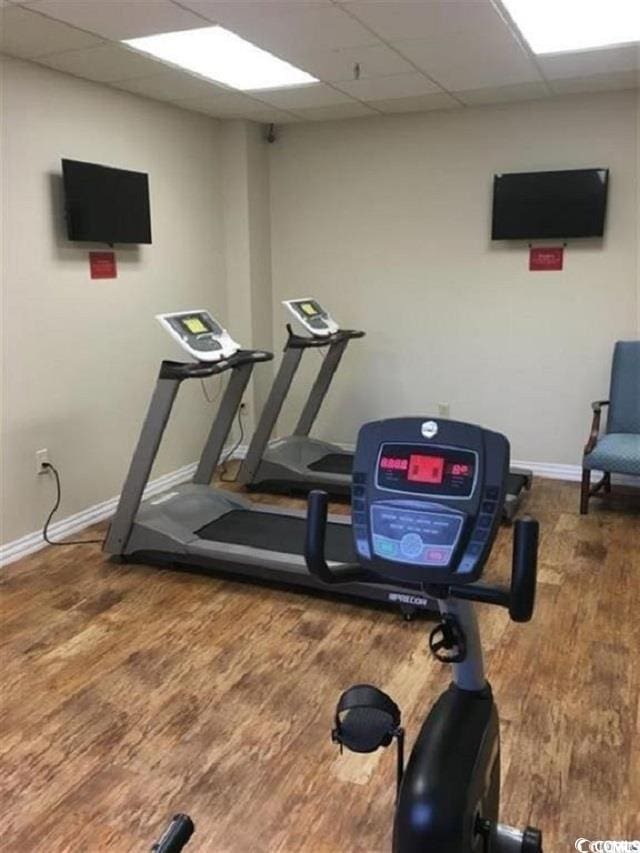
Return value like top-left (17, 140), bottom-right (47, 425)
top-left (304, 490), bottom-right (539, 622)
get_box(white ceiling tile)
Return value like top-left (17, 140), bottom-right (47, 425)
top-left (183, 0), bottom-right (332, 8)
top-left (336, 71), bottom-right (441, 100)
top-left (174, 91), bottom-right (297, 120)
top-left (21, 0), bottom-right (208, 40)
top-left (251, 81), bottom-right (352, 108)
top-left (174, 91), bottom-right (260, 114)
top-left (0, 5), bottom-right (102, 58)
top-left (178, 2), bottom-right (376, 52)
top-left (340, 0), bottom-right (488, 43)
top-left (396, 37), bottom-right (540, 91)
top-left (36, 43), bottom-right (166, 82)
top-left (457, 81), bottom-right (550, 105)
top-left (240, 107), bottom-right (301, 123)
top-left (346, 1), bottom-right (541, 91)
top-left (112, 69), bottom-right (230, 102)
top-left (368, 91), bottom-right (461, 114)
top-left (538, 45), bottom-right (640, 80)
top-left (548, 70), bottom-right (640, 96)
top-left (286, 42), bottom-right (415, 82)
top-left (295, 101), bottom-right (378, 120)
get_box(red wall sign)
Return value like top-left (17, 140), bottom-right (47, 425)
top-left (529, 246), bottom-right (563, 271)
top-left (89, 251), bottom-right (117, 279)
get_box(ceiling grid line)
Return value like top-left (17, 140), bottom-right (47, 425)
top-left (328, 0), bottom-right (467, 106)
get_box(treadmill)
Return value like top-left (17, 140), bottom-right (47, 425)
top-left (103, 309), bottom-right (435, 616)
top-left (238, 298), bottom-right (363, 498)
top-left (238, 298), bottom-right (532, 522)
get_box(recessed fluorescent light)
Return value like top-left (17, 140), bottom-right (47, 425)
top-left (123, 26), bottom-right (317, 90)
top-left (501, 0), bottom-right (640, 53)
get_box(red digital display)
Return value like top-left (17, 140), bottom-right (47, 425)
top-left (377, 443), bottom-right (475, 497)
top-left (408, 454), bottom-right (445, 484)
top-left (380, 456), bottom-right (409, 471)
top-left (450, 463), bottom-right (471, 477)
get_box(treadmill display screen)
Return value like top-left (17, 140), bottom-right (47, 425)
top-left (300, 302), bottom-right (320, 316)
top-left (377, 443), bottom-right (476, 498)
top-left (180, 315), bottom-right (213, 335)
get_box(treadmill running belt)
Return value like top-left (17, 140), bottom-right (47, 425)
top-left (308, 453), bottom-right (353, 475)
top-left (196, 510), bottom-right (355, 562)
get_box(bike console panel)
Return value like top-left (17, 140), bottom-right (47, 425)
top-left (351, 419), bottom-right (509, 585)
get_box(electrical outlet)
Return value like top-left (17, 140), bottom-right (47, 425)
top-left (438, 402), bottom-right (450, 419)
top-left (36, 448), bottom-right (51, 475)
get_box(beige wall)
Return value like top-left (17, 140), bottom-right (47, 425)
top-left (219, 120), bottom-right (273, 430)
top-left (269, 91), bottom-right (639, 466)
top-left (246, 122), bottom-right (274, 419)
top-left (1, 61), bottom-right (638, 548)
top-left (1, 57), bottom-right (229, 544)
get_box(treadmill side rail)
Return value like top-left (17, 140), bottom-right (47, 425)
top-left (238, 325), bottom-right (364, 489)
top-left (193, 362), bottom-right (254, 485)
top-left (104, 376), bottom-right (181, 555)
top-left (104, 352), bottom-right (270, 557)
top-left (294, 335), bottom-right (350, 437)
top-left (237, 346), bottom-right (303, 485)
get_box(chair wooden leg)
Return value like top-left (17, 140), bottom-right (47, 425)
top-left (603, 472), bottom-right (612, 494)
top-left (580, 469), bottom-right (591, 514)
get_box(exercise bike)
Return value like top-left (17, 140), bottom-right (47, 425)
top-left (305, 417), bottom-right (543, 852)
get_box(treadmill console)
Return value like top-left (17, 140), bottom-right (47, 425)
top-left (283, 298), bottom-right (339, 338)
top-left (156, 310), bottom-right (240, 362)
top-left (351, 419), bottom-right (509, 585)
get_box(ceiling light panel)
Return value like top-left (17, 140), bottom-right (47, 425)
top-left (123, 26), bottom-right (318, 90)
top-left (501, 0), bottom-right (640, 54)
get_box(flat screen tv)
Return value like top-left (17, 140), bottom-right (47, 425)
top-left (491, 168), bottom-right (608, 240)
top-left (62, 159), bottom-right (152, 244)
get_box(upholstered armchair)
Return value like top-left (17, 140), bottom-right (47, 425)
top-left (581, 340), bottom-right (640, 514)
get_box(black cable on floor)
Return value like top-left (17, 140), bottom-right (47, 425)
top-left (42, 463), bottom-right (104, 546)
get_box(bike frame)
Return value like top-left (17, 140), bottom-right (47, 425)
top-left (394, 599), bottom-right (535, 853)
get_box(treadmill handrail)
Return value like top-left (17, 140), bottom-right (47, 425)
top-left (284, 324), bottom-right (365, 350)
top-left (159, 349), bottom-right (273, 381)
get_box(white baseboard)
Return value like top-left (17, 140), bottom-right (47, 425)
top-left (511, 459), bottom-right (638, 487)
top-left (2, 443), bottom-right (636, 568)
top-left (0, 461), bottom-right (197, 568)
top-left (512, 459), bottom-right (580, 481)
top-left (0, 444), bottom-right (249, 569)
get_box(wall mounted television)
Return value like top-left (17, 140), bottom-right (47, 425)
top-left (62, 159), bottom-right (152, 244)
top-left (491, 168), bottom-right (609, 240)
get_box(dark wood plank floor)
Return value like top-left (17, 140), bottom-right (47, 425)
top-left (1, 478), bottom-right (638, 851)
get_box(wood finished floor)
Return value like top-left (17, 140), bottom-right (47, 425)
top-left (1, 478), bottom-right (639, 852)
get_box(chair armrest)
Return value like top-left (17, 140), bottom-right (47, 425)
top-left (584, 400), bottom-right (609, 455)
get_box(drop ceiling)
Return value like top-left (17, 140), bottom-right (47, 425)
top-left (1, 0), bottom-right (638, 122)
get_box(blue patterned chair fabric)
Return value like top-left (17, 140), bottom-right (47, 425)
top-left (583, 340), bottom-right (640, 477)
top-left (584, 433), bottom-right (640, 475)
